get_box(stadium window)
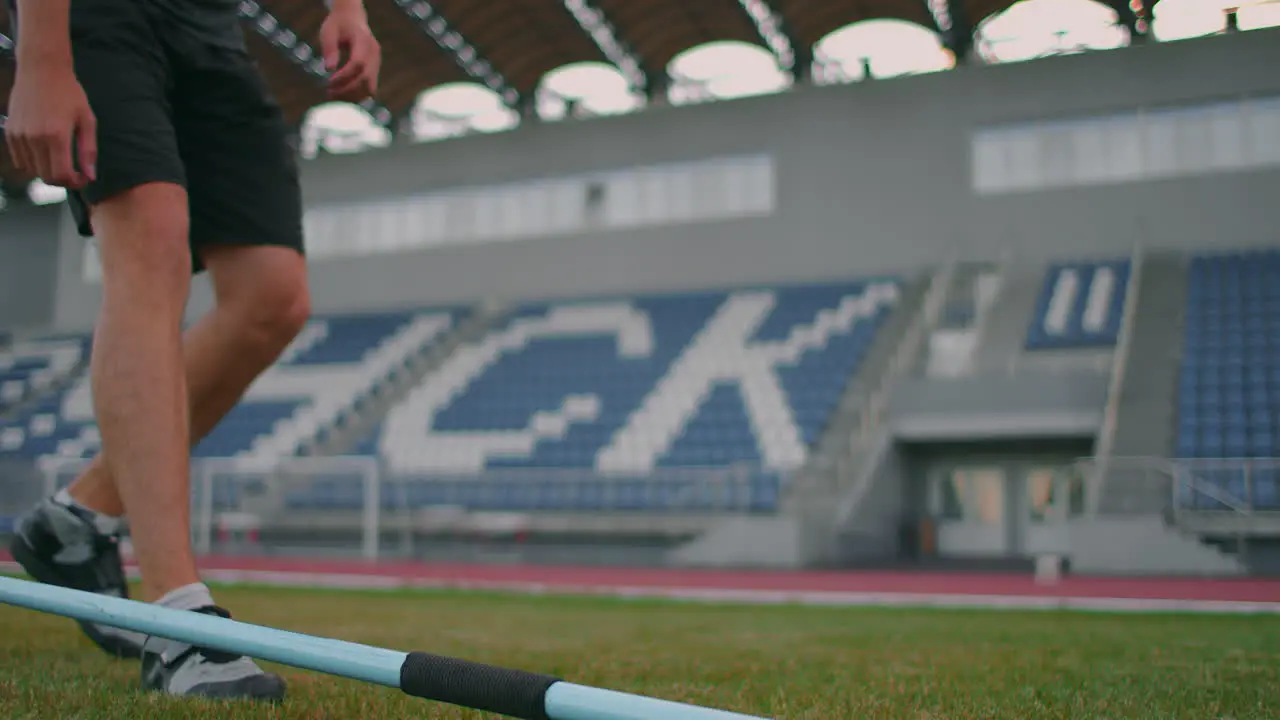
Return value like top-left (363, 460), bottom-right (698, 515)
top-left (409, 196), bottom-right (447, 249)
top-left (1151, 0), bottom-right (1280, 41)
top-left (410, 83), bottom-right (519, 143)
top-left (1246, 96), bottom-right (1280, 167)
top-left (535, 62), bottom-right (645, 122)
top-left (975, 0), bottom-right (1129, 64)
top-left (666, 41), bottom-right (790, 107)
top-left (602, 172), bottom-right (641, 228)
top-left (811, 20), bottom-right (954, 85)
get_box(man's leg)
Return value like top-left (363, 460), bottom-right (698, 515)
top-left (61, 244), bottom-right (311, 522)
top-left (124, 30), bottom-right (308, 702)
top-left (10, 0), bottom-right (298, 702)
top-left (87, 185), bottom-right (203, 600)
top-left (5, 1), bottom-right (205, 659)
top-left (12, 256), bottom-right (307, 661)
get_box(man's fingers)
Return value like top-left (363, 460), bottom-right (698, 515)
top-left (327, 35), bottom-right (379, 101)
top-left (6, 134), bottom-right (30, 174)
top-left (327, 54), bottom-right (365, 88)
top-left (77, 111), bottom-right (98, 182)
top-left (40, 131), bottom-right (84, 189)
top-left (328, 65), bottom-right (371, 101)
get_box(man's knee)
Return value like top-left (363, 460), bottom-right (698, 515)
top-left (205, 246), bottom-right (311, 357)
top-left (92, 183), bottom-right (191, 291)
top-left (242, 275), bottom-right (311, 353)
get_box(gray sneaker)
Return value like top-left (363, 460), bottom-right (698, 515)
top-left (8, 498), bottom-right (147, 658)
top-left (140, 605), bottom-right (287, 702)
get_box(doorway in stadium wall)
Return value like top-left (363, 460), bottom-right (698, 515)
top-left (927, 461), bottom-right (1083, 560)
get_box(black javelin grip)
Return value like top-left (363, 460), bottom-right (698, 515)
top-left (399, 651), bottom-right (562, 720)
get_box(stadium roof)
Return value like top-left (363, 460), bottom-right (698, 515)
top-left (1, 0), bottom-right (1277, 203)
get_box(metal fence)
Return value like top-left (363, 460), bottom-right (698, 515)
top-left (1077, 455), bottom-right (1280, 519)
top-left (9, 456), bottom-right (775, 562)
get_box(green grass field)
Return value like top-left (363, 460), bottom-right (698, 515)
top-left (1, 581), bottom-right (1278, 719)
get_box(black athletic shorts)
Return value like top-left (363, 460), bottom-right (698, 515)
top-left (62, 0), bottom-right (305, 274)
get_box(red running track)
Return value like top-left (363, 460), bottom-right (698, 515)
top-left (4, 551), bottom-right (1280, 609)
top-left (191, 555), bottom-right (1280, 601)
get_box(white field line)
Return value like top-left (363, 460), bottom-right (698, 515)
top-left (3, 562), bottom-right (1277, 615)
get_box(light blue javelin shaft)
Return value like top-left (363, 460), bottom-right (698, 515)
top-left (544, 684), bottom-right (769, 720)
top-left (0, 575), bottom-right (406, 686)
top-left (0, 575), bottom-right (771, 720)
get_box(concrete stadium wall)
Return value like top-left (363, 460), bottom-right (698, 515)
top-left (34, 27), bottom-right (1280, 331)
top-left (888, 371), bottom-right (1111, 441)
top-left (0, 205), bottom-right (60, 332)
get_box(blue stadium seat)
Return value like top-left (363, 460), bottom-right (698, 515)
top-left (1173, 249), bottom-right (1280, 511)
top-left (0, 309), bottom-right (457, 469)
top-left (0, 337), bottom-right (88, 413)
top-left (339, 278), bottom-right (901, 515)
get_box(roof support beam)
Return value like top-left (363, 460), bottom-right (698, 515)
top-left (391, 0), bottom-right (522, 111)
top-left (924, 0), bottom-right (974, 64)
top-left (1103, 0), bottom-right (1150, 43)
top-left (733, 0), bottom-right (810, 82)
top-left (560, 0), bottom-right (659, 100)
top-left (238, 0), bottom-right (394, 126)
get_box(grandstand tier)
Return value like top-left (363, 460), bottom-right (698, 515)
top-left (2, 278), bottom-right (904, 516)
top-left (1174, 250), bottom-right (1280, 511)
top-left (330, 278), bottom-right (903, 513)
top-left (0, 309), bottom-right (458, 466)
top-left (0, 338), bottom-right (86, 415)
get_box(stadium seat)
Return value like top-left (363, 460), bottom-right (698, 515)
top-left (332, 278), bottom-right (901, 514)
top-left (0, 337), bottom-right (87, 414)
top-left (1025, 260), bottom-right (1131, 349)
top-left (0, 309), bottom-right (458, 467)
top-left (1172, 249), bottom-right (1280, 510)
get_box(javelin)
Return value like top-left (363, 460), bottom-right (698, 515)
top-left (0, 575), bottom-right (769, 720)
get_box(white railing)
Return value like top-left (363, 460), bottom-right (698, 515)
top-left (830, 260), bottom-right (958, 528)
top-left (1088, 241), bottom-right (1145, 514)
top-left (1077, 455), bottom-right (1280, 518)
top-left (855, 256), bottom-right (958, 446)
top-left (23, 456), bottom-right (772, 562)
top-left (1172, 458), bottom-right (1280, 517)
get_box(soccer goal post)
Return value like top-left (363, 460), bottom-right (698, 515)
top-left (191, 455), bottom-right (383, 560)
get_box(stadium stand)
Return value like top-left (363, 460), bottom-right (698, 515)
top-left (1025, 259), bottom-right (1131, 350)
top-left (0, 337), bottom-right (87, 416)
top-left (303, 278), bottom-right (903, 515)
top-left (0, 308), bottom-right (459, 467)
top-left (1175, 249), bottom-right (1280, 510)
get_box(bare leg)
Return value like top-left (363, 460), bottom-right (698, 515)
top-left (67, 243), bottom-right (311, 522)
top-left (86, 183), bottom-right (198, 601)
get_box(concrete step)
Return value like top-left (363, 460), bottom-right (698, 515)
top-left (307, 301), bottom-right (509, 457)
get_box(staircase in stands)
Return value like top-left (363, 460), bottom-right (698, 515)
top-left (305, 299), bottom-right (509, 457)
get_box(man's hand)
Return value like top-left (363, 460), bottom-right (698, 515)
top-left (5, 63), bottom-right (97, 190)
top-left (319, 3), bottom-right (381, 104)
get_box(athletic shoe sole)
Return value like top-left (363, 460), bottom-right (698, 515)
top-left (8, 533), bottom-right (144, 660)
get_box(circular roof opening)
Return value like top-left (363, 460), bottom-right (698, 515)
top-left (28, 179), bottom-right (68, 206)
top-left (1152, 0), bottom-right (1280, 41)
top-left (412, 82), bottom-right (519, 141)
top-left (536, 61), bottom-right (644, 120)
top-left (977, 0), bottom-right (1129, 64)
top-left (300, 102), bottom-right (391, 158)
top-left (667, 40), bottom-right (790, 104)
top-left (815, 19), bottom-right (955, 82)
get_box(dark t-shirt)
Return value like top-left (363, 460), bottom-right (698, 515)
top-left (6, 0), bottom-right (246, 54)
